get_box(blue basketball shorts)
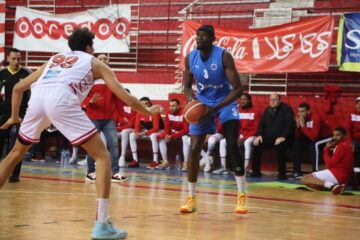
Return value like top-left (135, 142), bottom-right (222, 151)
top-left (189, 101), bottom-right (239, 135)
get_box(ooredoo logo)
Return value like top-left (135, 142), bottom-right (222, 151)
top-left (15, 17), bottom-right (130, 40)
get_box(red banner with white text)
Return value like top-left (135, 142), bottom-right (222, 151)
top-left (180, 17), bottom-right (334, 73)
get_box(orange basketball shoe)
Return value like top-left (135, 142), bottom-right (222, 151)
top-left (180, 196), bottom-right (197, 213)
top-left (235, 193), bottom-right (248, 214)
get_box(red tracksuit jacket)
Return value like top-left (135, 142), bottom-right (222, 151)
top-left (323, 140), bottom-right (354, 184)
top-left (114, 98), bottom-right (137, 131)
top-left (82, 79), bottom-right (120, 120)
top-left (158, 108), bottom-right (189, 140)
top-left (295, 113), bottom-right (331, 141)
top-left (135, 112), bottom-right (163, 135)
top-left (239, 106), bottom-right (262, 139)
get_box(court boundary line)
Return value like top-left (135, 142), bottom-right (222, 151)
top-left (18, 175), bottom-right (360, 210)
top-left (2, 189), bottom-right (360, 221)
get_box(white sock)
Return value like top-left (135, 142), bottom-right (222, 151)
top-left (96, 198), bottom-right (109, 222)
top-left (121, 129), bottom-right (131, 156)
top-left (182, 135), bottom-right (190, 163)
top-left (245, 159), bottom-right (249, 169)
top-left (188, 182), bottom-right (196, 197)
top-left (153, 153), bottom-right (158, 163)
top-left (324, 181), bottom-right (334, 189)
top-left (129, 133), bottom-right (138, 161)
top-left (72, 147), bottom-right (78, 158)
top-left (159, 140), bottom-right (168, 162)
top-left (220, 157), bottom-right (226, 168)
top-left (235, 176), bottom-right (246, 193)
top-left (132, 152), bottom-right (138, 162)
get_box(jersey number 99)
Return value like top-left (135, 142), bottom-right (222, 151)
top-left (50, 54), bottom-right (79, 69)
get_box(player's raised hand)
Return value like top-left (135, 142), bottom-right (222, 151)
top-left (147, 104), bottom-right (164, 115)
top-left (0, 117), bottom-right (22, 130)
top-left (90, 92), bottom-right (103, 104)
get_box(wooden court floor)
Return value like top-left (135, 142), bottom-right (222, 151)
top-left (0, 164), bottom-right (359, 240)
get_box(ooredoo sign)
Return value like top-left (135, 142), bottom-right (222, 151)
top-left (13, 5), bottom-right (131, 53)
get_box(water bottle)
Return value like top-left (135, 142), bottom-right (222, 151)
top-left (175, 153), bottom-right (181, 171)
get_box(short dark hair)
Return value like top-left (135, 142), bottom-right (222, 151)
top-left (170, 98), bottom-right (180, 105)
top-left (8, 48), bottom-right (20, 55)
top-left (197, 25), bottom-right (215, 39)
top-left (333, 127), bottom-right (347, 136)
top-left (241, 94), bottom-right (252, 107)
top-left (140, 97), bottom-right (150, 102)
top-left (68, 27), bottom-right (95, 52)
top-left (298, 102), bottom-right (310, 111)
top-left (242, 94), bottom-right (252, 102)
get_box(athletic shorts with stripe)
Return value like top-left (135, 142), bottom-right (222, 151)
top-left (18, 85), bottom-right (97, 146)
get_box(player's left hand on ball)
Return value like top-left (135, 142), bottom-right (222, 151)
top-left (0, 117), bottom-right (22, 130)
top-left (148, 104), bottom-right (164, 115)
top-left (198, 105), bottom-right (215, 123)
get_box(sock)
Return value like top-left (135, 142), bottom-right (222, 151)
top-left (96, 198), bottom-right (109, 222)
top-left (72, 147), bottom-right (78, 158)
top-left (159, 140), bottom-right (168, 162)
top-left (188, 182), bottom-right (196, 197)
top-left (220, 157), bottom-right (226, 168)
top-left (245, 159), bottom-right (249, 169)
top-left (132, 152), bottom-right (138, 162)
top-left (324, 181), bottom-right (334, 189)
top-left (153, 152), bottom-right (158, 163)
top-left (235, 175), bottom-right (246, 193)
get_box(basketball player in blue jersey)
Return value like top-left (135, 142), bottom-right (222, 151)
top-left (180, 25), bottom-right (248, 214)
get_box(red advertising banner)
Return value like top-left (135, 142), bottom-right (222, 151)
top-left (180, 17), bottom-right (334, 73)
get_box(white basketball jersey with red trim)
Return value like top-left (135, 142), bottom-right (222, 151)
top-left (34, 51), bottom-right (94, 102)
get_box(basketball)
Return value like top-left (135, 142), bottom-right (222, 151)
top-left (183, 100), bottom-right (207, 124)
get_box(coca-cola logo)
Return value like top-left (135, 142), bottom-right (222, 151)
top-left (15, 17), bottom-right (130, 40)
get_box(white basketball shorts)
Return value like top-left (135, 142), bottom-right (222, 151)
top-left (312, 169), bottom-right (339, 185)
top-left (18, 85), bottom-right (97, 146)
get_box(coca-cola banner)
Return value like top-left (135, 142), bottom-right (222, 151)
top-left (180, 17), bottom-right (334, 73)
top-left (13, 5), bottom-right (131, 53)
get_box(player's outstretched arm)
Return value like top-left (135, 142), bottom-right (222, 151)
top-left (91, 58), bottom-right (162, 116)
top-left (213, 51), bottom-right (243, 112)
top-left (0, 64), bottom-right (46, 129)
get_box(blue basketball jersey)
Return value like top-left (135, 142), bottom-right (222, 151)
top-left (188, 45), bottom-right (232, 105)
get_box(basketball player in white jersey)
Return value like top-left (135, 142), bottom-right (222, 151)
top-left (0, 28), bottom-right (162, 240)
